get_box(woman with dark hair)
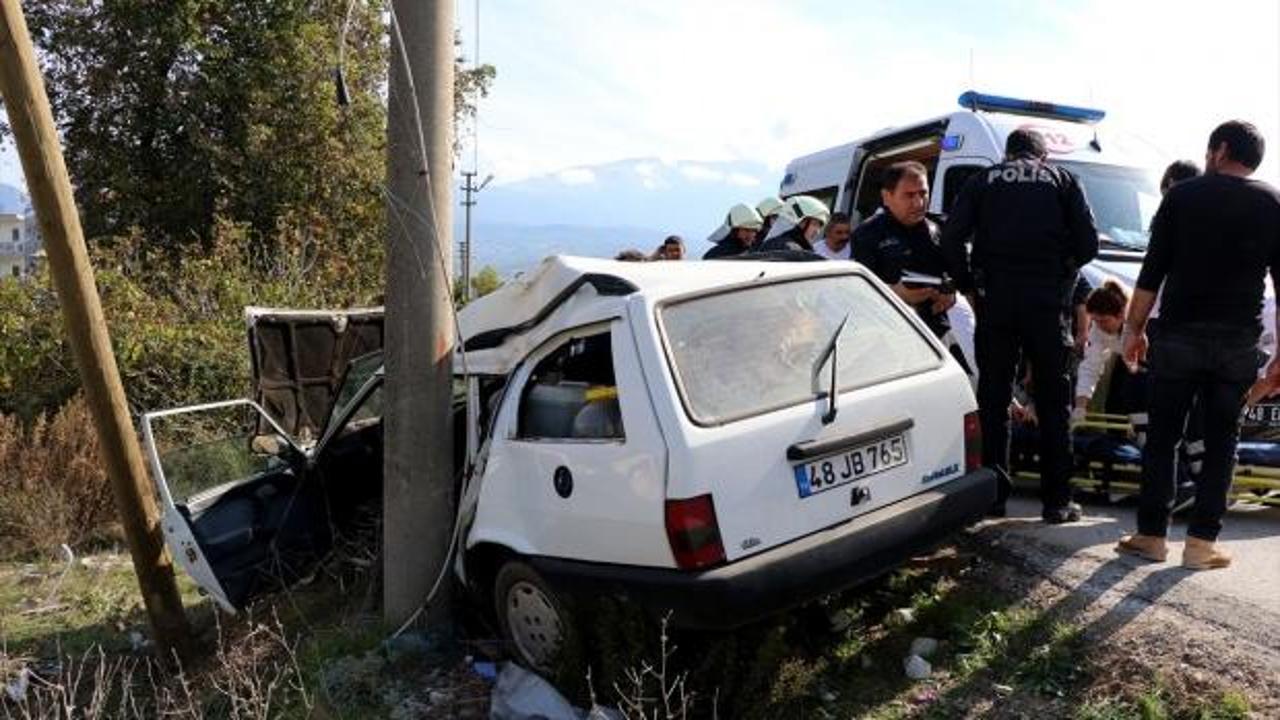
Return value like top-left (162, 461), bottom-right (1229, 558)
top-left (1074, 279), bottom-right (1133, 419)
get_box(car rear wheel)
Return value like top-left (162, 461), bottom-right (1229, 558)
top-left (493, 561), bottom-right (568, 673)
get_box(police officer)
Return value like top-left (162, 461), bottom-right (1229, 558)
top-left (852, 161), bottom-right (973, 379)
top-left (704, 203), bottom-right (764, 259)
top-left (941, 128), bottom-right (1100, 523)
top-left (756, 195), bottom-right (829, 253)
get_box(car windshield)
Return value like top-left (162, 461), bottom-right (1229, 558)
top-left (660, 274), bottom-right (941, 425)
top-left (322, 351), bottom-right (383, 440)
top-left (1055, 161), bottom-right (1161, 251)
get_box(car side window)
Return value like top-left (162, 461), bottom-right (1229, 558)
top-left (517, 331), bottom-right (624, 441)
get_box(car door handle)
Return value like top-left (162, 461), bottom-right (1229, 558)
top-left (787, 418), bottom-right (915, 461)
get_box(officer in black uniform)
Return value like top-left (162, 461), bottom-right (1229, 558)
top-left (755, 195), bottom-right (829, 254)
top-left (852, 161), bottom-right (973, 378)
top-left (941, 128), bottom-right (1099, 523)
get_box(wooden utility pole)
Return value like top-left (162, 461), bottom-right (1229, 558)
top-left (383, 0), bottom-right (455, 628)
top-left (0, 0), bottom-right (192, 659)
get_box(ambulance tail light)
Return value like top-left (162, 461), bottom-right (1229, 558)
top-left (665, 494), bottom-right (726, 571)
top-left (964, 411), bottom-right (983, 473)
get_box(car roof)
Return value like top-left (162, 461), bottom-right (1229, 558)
top-left (457, 255), bottom-right (860, 372)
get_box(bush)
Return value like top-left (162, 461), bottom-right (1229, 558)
top-left (0, 394), bottom-right (117, 559)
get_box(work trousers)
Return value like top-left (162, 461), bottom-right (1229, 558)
top-left (1138, 322), bottom-right (1260, 541)
top-left (975, 293), bottom-right (1074, 511)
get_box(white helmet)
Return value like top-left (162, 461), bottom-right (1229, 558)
top-left (756, 196), bottom-right (786, 219)
top-left (708, 202), bottom-right (764, 243)
top-left (727, 203), bottom-right (764, 230)
top-left (787, 195), bottom-right (831, 227)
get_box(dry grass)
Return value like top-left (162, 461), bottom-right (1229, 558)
top-left (1, 613), bottom-right (311, 720)
top-left (0, 396), bottom-right (118, 560)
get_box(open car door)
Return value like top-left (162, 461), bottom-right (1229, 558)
top-left (143, 353), bottom-right (385, 611)
top-left (141, 306), bottom-right (385, 611)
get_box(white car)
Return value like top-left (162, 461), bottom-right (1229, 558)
top-left (143, 257), bottom-right (996, 672)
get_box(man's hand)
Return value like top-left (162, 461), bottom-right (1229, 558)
top-left (892, 283), bottom-right (937, 306)
top-left (1122, 328), bottom-right (1148, 372)
top-left (932, 292), bottom-right (957, 315)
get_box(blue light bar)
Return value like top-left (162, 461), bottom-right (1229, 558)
top-left (957, 90), bottom-right (1106, 123)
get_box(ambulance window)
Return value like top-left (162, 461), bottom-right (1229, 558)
top-left (789, 186), bottom-right (837, 215)
top-left (518, 331), bottom-right (624, 441)
top-left (942, 165), bottom-right (984, 215)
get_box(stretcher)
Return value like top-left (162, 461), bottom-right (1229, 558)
top-left (1011, 412), bottom-right (1280, 508)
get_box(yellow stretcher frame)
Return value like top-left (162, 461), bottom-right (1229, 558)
top-left (1012, 412), bottom-right (1280, 508)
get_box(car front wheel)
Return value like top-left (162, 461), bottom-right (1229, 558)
top-left (493, 561), bottom-right (568, 673)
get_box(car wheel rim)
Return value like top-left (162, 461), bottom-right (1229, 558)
top-left (505, 580), bottom-right (563, 670)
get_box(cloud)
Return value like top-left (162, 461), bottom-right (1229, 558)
top-left (678, 164), bottom-right (724, 182)
top-left (727, 173), bottom-right (761, 187)
top-left (556, 167), bottom-right (596, 185)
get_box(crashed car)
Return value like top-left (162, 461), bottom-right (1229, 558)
top-left (146, 257), bottom-right (997, 672)
top-left (453, 256), bottom-right (995, 670)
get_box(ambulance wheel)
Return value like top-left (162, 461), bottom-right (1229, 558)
top-left (494, 561), bottom-right (569, 674)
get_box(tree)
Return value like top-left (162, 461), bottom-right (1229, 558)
top-left (470, 265), bottom-right (501, 298)
top-left (4, 0), bottom-right (494, 264)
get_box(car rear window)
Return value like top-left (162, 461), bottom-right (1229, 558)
top-left (660, 274), bottom-right (941, 425)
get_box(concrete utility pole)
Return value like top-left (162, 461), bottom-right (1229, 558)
top-left (383, 0), bottom-right (455, 628)
top-left (458, 170), bottom-right (492, 303)
top-left (0, 0), bottom-right (192, 660)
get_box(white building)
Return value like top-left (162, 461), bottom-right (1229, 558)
top-left (0, 211), bottom-right (40, 279)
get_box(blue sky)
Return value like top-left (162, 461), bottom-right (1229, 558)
top-left (4, 0), bottom-right (1279, 192)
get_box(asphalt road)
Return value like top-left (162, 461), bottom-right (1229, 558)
top-left (984, 493), bottom-right (1280, 617)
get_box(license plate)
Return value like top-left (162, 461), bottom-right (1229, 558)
top-left (793, 434), bottom-right (908, 498)
top-left (1244, 404), bottom-right (1280, 428)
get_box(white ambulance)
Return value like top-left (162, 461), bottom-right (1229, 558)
top-left (780, 90), bottom-right (1164, 259)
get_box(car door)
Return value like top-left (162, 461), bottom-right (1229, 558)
top-left (144, 352), bottom-right (386, 612)
top-left (474, 320), bottom-right (670, 567)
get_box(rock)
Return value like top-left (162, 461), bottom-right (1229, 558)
top-left (909, 637), bottom-right (939, 658)
top-left (993, 683), bottom-right (1013, 697)
top-left (894, 608), bottom-right (916, 625)
top-left (428, 690), bottom-right (451, 705)
top-left (820, 690), bottom-right (837, 703)
top-left (904, 655), bottom-right (932, 680)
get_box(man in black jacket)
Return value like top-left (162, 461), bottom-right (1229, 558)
top-left (1118, 120), bottom-right (1280, 569)
top-left (942, 128), bottom-right (1099, 523)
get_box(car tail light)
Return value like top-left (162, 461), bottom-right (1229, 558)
top-left (665, 494), bottom-right (726, 570)
top-left (964, 411), bottom-right (982, 472)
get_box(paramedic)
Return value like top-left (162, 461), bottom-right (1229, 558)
top-left (1118, 120), bottom-right (1280, 570)
top-left (941, 128), bottom-right (1100, 524)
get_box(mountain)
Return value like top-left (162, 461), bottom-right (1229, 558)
top-left (456, 157), bottom-right (782, 275)
top-left (0, 183), bottom-right (25, 214)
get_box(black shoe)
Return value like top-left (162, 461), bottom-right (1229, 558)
top-left (986, 502), bottom-right (1007, 518)
top-left (1042, 502), bottom-right (1082, 524)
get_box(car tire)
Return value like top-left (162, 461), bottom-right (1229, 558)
top-left (493, 561), bottom-right (570, 674)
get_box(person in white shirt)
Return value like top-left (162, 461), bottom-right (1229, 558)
top-left (813, 212), bottom-right (853, 260)
top-left (1074, 279), bottom-right (1129, 420)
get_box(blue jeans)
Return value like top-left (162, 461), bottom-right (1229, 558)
top-left (1138, 322), bottom-right (1261, 541)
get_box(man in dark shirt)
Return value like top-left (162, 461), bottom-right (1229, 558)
top-left (942, 128), bottom-right (1099, 523)
top-left (1119, 120), bottom-right (1280, 570)
top-left (853, 161), bottom-right (955, 335)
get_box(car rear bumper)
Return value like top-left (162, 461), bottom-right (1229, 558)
top-left (529, 468), bottom-right (997, 629)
